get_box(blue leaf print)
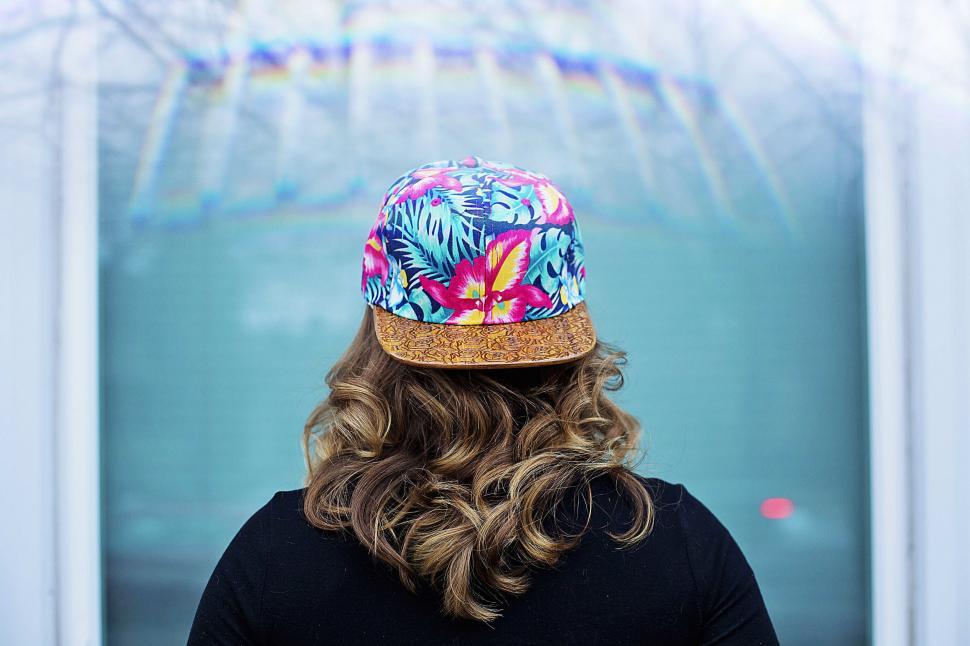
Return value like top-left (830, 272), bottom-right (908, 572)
top-left (409, 287), bottom-right (453, 323)
top-left (489, 184), bottom-right (539, 225)
top-left (524, 227), bottom-right (570, 288)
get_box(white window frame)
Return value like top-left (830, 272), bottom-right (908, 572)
top-left (863, 1), bottom-right (970, 643)
top-left (54, 12), bottom-right (102, 646)
top-left (0, 8), bottom-right (102, 646)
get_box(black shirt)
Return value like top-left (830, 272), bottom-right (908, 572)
top-left (188, 476), bottom-right (778, 645)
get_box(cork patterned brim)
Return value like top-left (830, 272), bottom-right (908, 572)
top-left (372, 302), bottom-right (597, 369)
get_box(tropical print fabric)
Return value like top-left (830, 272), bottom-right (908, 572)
top-left (361, 156), bottom-right (587, 325)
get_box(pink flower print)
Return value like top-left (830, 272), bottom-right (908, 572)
top-left (491, 168), bottom-right (574, 226)
top-left (418, 229), bottom-right (552, 325)
top-left (419, 256), bottom-right (487, 324)
top-left (484, 229), bottom-right (553, 323)
top-left (393, 167), bottom-right (463, 204)
top-left (485, 165), bottom-right (545, 184)
top-left (531, 181), bottom-right (574, 225)
top-left (361, 223), bottom-right (389, 290)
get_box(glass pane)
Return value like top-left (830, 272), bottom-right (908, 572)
top-left (99, 3), bottom-right (868, 644)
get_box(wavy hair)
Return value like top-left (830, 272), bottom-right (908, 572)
top-left (302, 308), bottom-right (654, 622)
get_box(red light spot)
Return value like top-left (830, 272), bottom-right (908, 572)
top-left (760, 497), bottom-right (794, 520)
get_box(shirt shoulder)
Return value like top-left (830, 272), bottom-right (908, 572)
top-left (257, 487), bottom-right (344, 552)
top-left (628, 475), bottom-right (780, 645)
top-left (267, 487), bottom-right (307, 519)
top-left (188, 491), bottom-right (285, 644)
top-left (626, 475), bottom-right (746, 588)
top-left (583, 473), bottom-right (692, 534)
top-left (620, 475), bottom-right (738, 542)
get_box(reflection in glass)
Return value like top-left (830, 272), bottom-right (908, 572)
top-left (98, 2), bottom-right (868, 643)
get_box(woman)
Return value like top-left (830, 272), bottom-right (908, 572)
top-left (188, 157), bottom-right (778, 645)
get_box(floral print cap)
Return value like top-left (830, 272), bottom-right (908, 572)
top-left (361, 155), bottom-right (596, 368)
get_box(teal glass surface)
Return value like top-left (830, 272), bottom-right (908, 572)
top-left (98, 3), bottom-right (869, 644)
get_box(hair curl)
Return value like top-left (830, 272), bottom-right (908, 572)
top-left (302, 308), bottom-right (654, 622)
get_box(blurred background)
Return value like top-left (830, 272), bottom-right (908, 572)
top-left (1, 0), bottom-right (968, 645)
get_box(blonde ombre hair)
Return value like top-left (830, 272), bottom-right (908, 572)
top-left (302, 308), bottom-right (654, 622)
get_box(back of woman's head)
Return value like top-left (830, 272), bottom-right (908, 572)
top-left (303, 310), bottom-right (654, 622)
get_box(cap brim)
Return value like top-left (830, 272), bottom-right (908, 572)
top-left (372, 302), bottom-right (597, 369)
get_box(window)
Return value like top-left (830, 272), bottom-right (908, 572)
top-left (98, 4), bottom-right (869, 643)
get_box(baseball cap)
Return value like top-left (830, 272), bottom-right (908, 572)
top-left (360, 155), bottom-right (596, 368)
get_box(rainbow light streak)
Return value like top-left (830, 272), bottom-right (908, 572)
top-left (414, 37), bottom-right (439, 153)
top-left (129, 33), bottom-right (786, 231)
top-left (655, 76), bottom-right (737, 226)
top-left (128, 62), bottom-right (188, 222)
top-left (514, 0), bottom-right (594, 185)
top-left (431, 43), bottom-right (477, 66)
top-left (716, 92), bottom-right (799, 239)
top-left (247, 41), bottom-right (293, 82)
top-left (612, 61), bottom-right (662, 102)
top-left (347, 40), bottom-right (372, 152)
top-left (197, 9), bottom-right (251, 210)
top-left (306, 48), bottom-right (342, 80)
top-left (598, 64), bottom-right (657, 202)
top-left (473, 46), bottom-right (512, 158)
top-left (534, 50), bottom-right (588, 184)
top-left (553, 53), bottom-right (605, 97)
top-left (274, 47), bottom-right (311, 200)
